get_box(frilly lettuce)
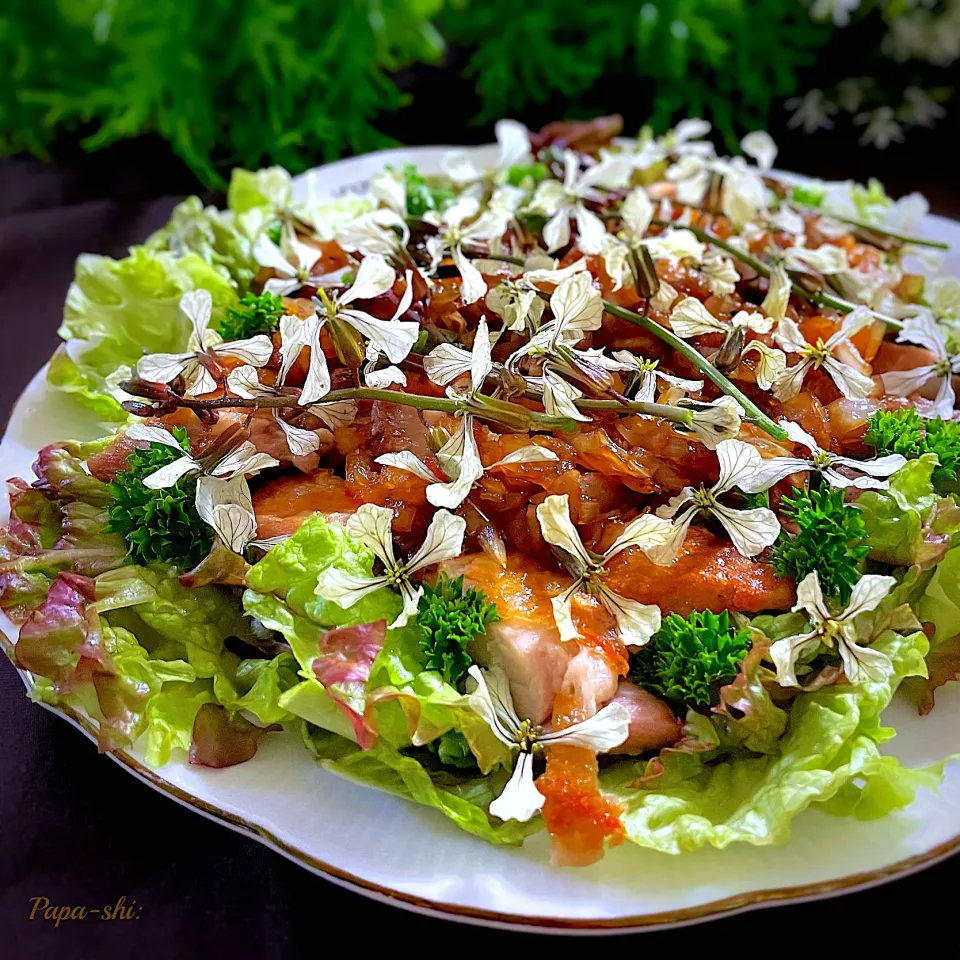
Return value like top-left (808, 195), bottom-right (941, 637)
top-left (600, 626), bottom-right (940, 854)
top-left (859, 455), bottom-right (960, 567)
top-left (49, 246), bottom-right (238, 421)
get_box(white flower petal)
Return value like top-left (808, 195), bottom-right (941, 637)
top-left (406, 510), bottom-right (467, 575)
top-left (371, 169), bottom-right (406, 217)
top-left (364, 364), bottom-right (407, 389)
top-left (770, 630), bottom-right (822, 688)
top-left (605, 512), bottom-right (673, 558)
top-left (341, 309), bottom-right (420, 364)
top-left (541, 370), bottom-right (591, 422)
top-left (489, 446), bottom-right (559, 469)
top-left (375, 451), bottom-right (438, 483)
top-left (833, 453), bottom-right (907, 479)
top-left (488, 751), bottom-right (544, 823)
top-left (550, 584), bottom-right (582, 643)
top-left (390, 270), bottom-right (415, 322)
top-left (649, 280), bottom-right (680, 312)
top-left (541, 700), bottom-right (631, 752)
top-left (276, 416), bottom-right (321, 457)
top-left (715, 438), bottom-right (764, 494)
top-left (793, 570), bottom-right (831, 623)
top-left (470, 318), bottom-right (494, 392)
top-left (263, 277), bottom-right (302, 297)
top-left (344, 503), bottom-right (398, 569)
top-left (423, 342), bottom-right (474, 387)
top-left (620, 187), bottom-right (654, 239)
top-left (822, 355), bottom-right (875, 400)
top-left (141, 455), bottom-right (199, 490)
top-left (842, 574), bottom-right (896, 622)
top-left (307, 399), bottom-right (359, 431)
top-left (441, 149), bottom-right (482, 184)
top-left (495, 119), bottom-right (532, 170)
top-left (184, 363), bottom-right (218, 398)
top-left (761, 264), bottom-right (791, 322)
top-left (646, 506), bottom-right (697, 565)
top-left (738, 457), bottom-right (811, 494)
top-left (253, 234), bottom-right (296, 277)
top-left (772, 357), bottom-right (814, 401)
top-left (316, 568), bottom-right (391, 610)
top-left (340, 253), bottom-right (396, 304)
top-left (573, 204), bottom-right (608, 255)
top-left (598, 588), bottom-right (662, 649)
top-left (216, 335), bottom-right (274, 367)
top-left (210, 502), bottom-right (258, 554)
top-left (896, 312), bottom-right (948, 359)
top-left (126, 422), bottom-right (187, 451)
top-left (226, 364), bottom-right (271, 399)
top-left (180, 289), bottom-right (214, 347)
top-left (428, 421), bottom-right (485, 509)
top-left (837, 637), bottom-right (894, 685)
top-left (136, 351), bottom-right (194, 384)
top-left (549, 271), bottom-right (603, 342)
top-left (542, 208), bottom-right (571, 253)
top-left (741, 130), bottom-right (777, 171)
top-left (881, 364), bottom-right (939, 399)
top-left (669, 297), bottom-right (725, 338)
top-left (742, 341), bottom-right (787, 392)
top-left (535, 494), bottom-right (592, 568)
top-left (451, 244), bottom-right (488, 305)
top-left (214, 441), bottom-right (280, 479)
top-left (685, 397), bottom-right (744, 450)
top-left (467, 664), bottom-right (523, 740)
top-left (335, 209), bottom-right (409, 257)
top-left (710, 502), bottom-right (780, 557)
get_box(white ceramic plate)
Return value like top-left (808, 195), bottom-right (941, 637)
top-left (3, 146), bottom-right (960, 934)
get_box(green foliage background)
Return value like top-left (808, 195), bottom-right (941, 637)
top-left (1, 0), bottom-right (835, 187)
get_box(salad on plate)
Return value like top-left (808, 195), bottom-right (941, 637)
top-left (3, 115), bottom-right (960, 867)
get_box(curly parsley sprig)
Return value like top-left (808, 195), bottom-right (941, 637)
top-left (217, 292), bottom-right (285, 341)
top-left (864, 409), bottom-right (960, 489)
top-left (630, 610), bottom-right (751, 708)
top-left (106, 426), bottom-right (213, 569)
top-left (416, 573), bottom-right (499, 686)
top-left (771, 487), bottom-right (868, 605)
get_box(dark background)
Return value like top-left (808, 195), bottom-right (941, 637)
top-left (2, 111), bottom-right (960, 957)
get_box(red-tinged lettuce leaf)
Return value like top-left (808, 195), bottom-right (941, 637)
top-left (179, 539), bottom-right (250, 589)
top-left (188, 703), bottom-right (279, 768)
top-left (14, 573), bottom-right (107, 689)
top-left (902, 630), bottom-right (959, 715)
top-left (312, 620), bottom-right (387, 750)
top-left (0, 444), bottom-right (127, 621)
top-left (625, 711), bottom-right (722, 789)
top-left (713, 642), bottom-right (788, 755)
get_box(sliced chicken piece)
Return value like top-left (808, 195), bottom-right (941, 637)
top-left (606, 679), bottom-right (682, 755)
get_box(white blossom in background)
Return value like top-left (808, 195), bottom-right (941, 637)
top-left (772, 308), bottom-right (876, 400)
top-left (739, 419), bottom-right (907, 492)
top-left (277, 255), bottom-right (418, 404)
top-left (425, 197), bottom-right (508, 304)
top-left (740, 131), bottom-right (778, 172)
top-left (136, 289), bottom-right (273, 397)
top-left (770, 571), bottom-right (896, 687)
top-left (335, 208), bottom-right (410, 260)
top-left (315, 504), bottom-right (466, 629)
top-left (786, 89), bottom-right (838, 133)
top-left (651, 439), bottom-right (781, 562)
top-left (125, 423), bottom-right (279, 554)
top-left (467, 665), bottom-right (629, 822)
top-left (226, 365), bottom-right (357, 457)
top-left (526, 150), bottom-right (624, 253)
top-left (808, 0), bottom-right (863, 27)
top-left (900, 86), bottom-right (947, 128)
top-left (369, 168), bottom-right (408, 219)
top-left (535, 494), bottom-right (672, 647)
top-left (855, 107), bottom-right (905, 149)
top-left (880, 311), bottom-right (960, 418)
top-left (253, 228), bottom-right (336, 296)
top-left (701, 248), bottom-right (740, 296)
top-left (610, 352), bottom-right (703, 404)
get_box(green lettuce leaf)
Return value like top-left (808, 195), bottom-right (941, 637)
top-left (858, 455), bottom-right (960, 566)
top-left (227, 167), bottom-right (292, 214)
top-left (600, 627), bottom-right (941, 854)
top-left (916, 546), bottom-right (960, 645)
top-left (50, 246), bottom-right (238, 421)
top-left (303, 726), bottom-right (539, 847)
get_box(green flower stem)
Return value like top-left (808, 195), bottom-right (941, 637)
top-left (598, 302), bottom-right (787, 440)
top-left (480, 252), bottom-right (787, 440)
top-left (575, 398), bottom-right (694, 426)
top-left (652, 219), bottom-right (902, 329)
top-left (786, 203), bottom-right (950, 250)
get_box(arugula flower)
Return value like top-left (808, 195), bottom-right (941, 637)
top-left (612, 352), bottom-right (703, 403)
top-left (651, 439), bottom-right (781, 561)
top-left (669, 297), bottom-right (774, 339)
top-left (277, 254), bottom-right (417, 404)
top-left (769, 570), bottom-right (895, 687)
top-left (440, 119), bottom-right (532, 186)
top-left (700, 248), bottom-right (740, 297)
top-left (424, 197), bottom-right (508, 304)
top-left (136, 290), bottom-right (273, 396)
top-left (253, 227), bottom-right (334, 296)
top-left (536, 494), bottom-right (672, 648)
top-left (643, 227), bottom-right (705, 266)
top-left (124, 423), bottom-right (278, 554)
top-left (740, 130), bottom-right (778, 171)
top-left (526, 150), bottom-right (622, 254)
top-left (880, 312), bottom-right (960, 419)
top-left (335, 208), bottom-right (410, 261)
top-left (600, 187), bottom-right (655, 290)
top-left (226, 365), bottom-right (357, 456)
top-left (423, 316), bottom-right (496, 391)
top-left (772, 307), bottom-right (876, 401)
top-left (741, 340), bottom-right (788, 391)
top-left (315, 504), bottom-right (466, 629)
top-left (760, 263), bottom-right (792, 322)
top-left (739, 419), bottom-right (906, 492)
top-left (485, 258), bottom-right (587, 333)
top-left (467, 664), bottom-right (629, 823)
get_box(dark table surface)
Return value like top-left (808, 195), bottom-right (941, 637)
top-left (3, 135), bottom-right (960, 958)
